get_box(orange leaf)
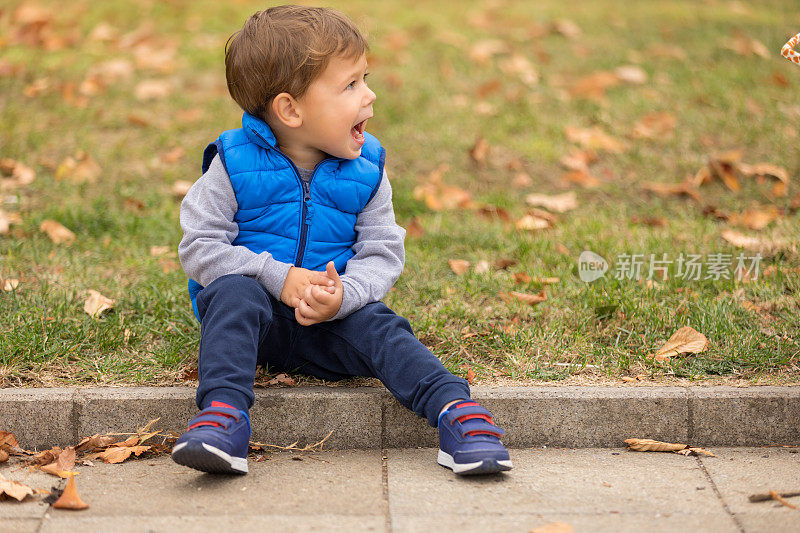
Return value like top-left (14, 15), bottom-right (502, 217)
top-left (525, 192), bottom-right (578, 213)
top-left (55, 151), bottom-right (102, 183)
top-left (503, 289), bottom-right (547, 306)
top-left (466, 367), bottom-right (475, 384)
top-left (641, 180), bottom-right (701, 202)
top-left (52, 474), bottom-right (89, 510)
top-left (469, 136), bottom-right (489, 168)
top-left (624, 438), bottom-right (687, 452)
top-left (565, 126), bottom-right (627, 153)
top-left (0, 158), bottom-right (36, 188)
top-left (448, 259), bottom-right (470, 275)
top-left (653, 326), bottom-right (708, 361)
top-left (97, 445), bottom-right (150, 464)
top-left (631, 112), bottom-right (677, 140)
top-left (0, 473), bottom-right (34, 501)
top-left (39, 219), bottom-right (76, 244)
top-left (84, 290), bottom-right (116, 318)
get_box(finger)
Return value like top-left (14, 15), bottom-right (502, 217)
top-left (326, 261), bottom-right (343, 288)
top-left (298, 296), bottom-right (323, 319)
top-left (310, 284), bottom-right (333, 304)
top-left (295, 307), bottom-right (317, 326)
top-left (309, 272), bottom-right (335, 287)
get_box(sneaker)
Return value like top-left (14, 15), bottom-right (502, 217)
top-left (437, 400), bottom-right (513, 475)
top-left (171, 401), bottom-right (250, 474)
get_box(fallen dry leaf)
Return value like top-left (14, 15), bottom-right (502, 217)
top-left (52, 474), bottom-right (89, 510)
top-left (474, 260), bottom-right (490, 274)
top-left (75, 434), bottom-right (116, 454)
top-left (654, 326), bottom-right (708, 361)
top-left (468, 39), bottom-right (507, 65)
top-left (721, 229), bottom-right (789, 255)
top-left (161, 146), bottom-right (186, 165)
top-left (568, 70), bottom-right (619, 101)
top-left (448, 259), bottom-right (471, 275)
top-left (405, 217), bottom-right (424, 238)
top-left (171, 180), bottom-right (193, 198)
top-left (412, 165), bottom-right (473, 211)
top-left (469, 136), bottom-right (489, 168)
top-left (0, 432), bottom-right (20, 451)
top-left (524, 192), bottom-right (577, 213)
top-left (515, 213), bottom-right (551, 231)
top-left (724, 30), bottom-right (770, 58)
top-left (676, 447), bottom-right (716, 457)
top-left (707, 151), bottom-right (741, 191)
top-left (0, 473), bottom-right (34, 501)
top-left (87, 59), bottom-right (134, 85)
top-left (551, 19), bottom-right (581, 39)
top-left (95, 445), bottom-right (150, 464)
top-left (512, 272), bottom-right (531, 284)
top-left (565, 126), bottom-right (627, 153)
top-left (39, 219), bottom-right (76, 244)
top-left (39, 464), bottom-right (79, 479)
top-left (727, 207), bottom-right (780, 230)
top-left (55, 151), bottom-right (102, 183)
top-left (529, 522), bottom-right (574, 533)
top-left (464, 366), bottom-right (475, 384)
top-left (3, 278), bottom-right (20, 291)
top-left (0, 158), bottom-right (36, 189)
top-left (632, 111), bottom-right (677, 140)
top-left (613, 65), bottom-right (647, 84)
top-left (560, 149), bottom-right (597, 171)
top-left (84, 290), bottom-right (116, 318)
top-left (641, 180), bottom-right (701, 202)
top-left (502, 289), bottom-right (547, 306)
top-left (265, 373), bottom-right (295, 386)
top-left (149, 245), bottom-right (172, 257)
top-left (494, 258), bottom-right (518, 269)
top-left (563, 168), bottom-right (602, 188)
top-left (498, 54), bottom-right (538, 86)
top-left (739, 162), bottom-right (790, 197)
top-left (134, 43), bottom-right (177, 73)
top-left (0, 449), bottom-right (8, 463)
top-left (624, 438), bottom-right (686, 452)
top-left (134, 79), bottom-right (172, 100)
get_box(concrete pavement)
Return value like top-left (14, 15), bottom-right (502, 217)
top-left (1, 447), bottom-right (799, 532)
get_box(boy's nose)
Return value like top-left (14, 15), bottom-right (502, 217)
top-left (364, 86), bottom-right (376, 105)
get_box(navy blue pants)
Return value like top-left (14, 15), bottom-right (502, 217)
top-left (194, 274), bottom-right (470, 427)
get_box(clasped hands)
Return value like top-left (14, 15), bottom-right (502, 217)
top-left (279, 261), bottom-right (343, 326)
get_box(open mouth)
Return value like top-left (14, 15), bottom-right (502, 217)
top-left (350, 118), bottom-right (368, 146)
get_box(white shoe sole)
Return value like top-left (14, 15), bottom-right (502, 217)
top-left (437, 449), bottom-right (513, 475)
top-left (172, 441), bottom-right (248, 474)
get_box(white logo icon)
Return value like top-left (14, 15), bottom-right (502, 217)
top-left (578, 251), bottom-right (608, 282)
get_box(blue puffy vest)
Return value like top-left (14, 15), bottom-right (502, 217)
top-left (187, 112), bottom-right (385, 320)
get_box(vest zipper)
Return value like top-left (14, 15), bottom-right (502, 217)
top-left (249, 129), bottom-right (335, 267)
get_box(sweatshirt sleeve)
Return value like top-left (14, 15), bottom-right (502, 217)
top-left (178, 154), bottom-right (293, 300)
top-left (331, 169), bottom-right (407, 320)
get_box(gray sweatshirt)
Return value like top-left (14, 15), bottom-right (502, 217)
top-left (178, 154), bottom-right (407, 321)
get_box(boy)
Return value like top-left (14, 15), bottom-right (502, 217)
top-left (172, 5), bottom-right (512, 476)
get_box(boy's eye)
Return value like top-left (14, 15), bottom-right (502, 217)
top-left (346, 73), bottom-right (370, 90)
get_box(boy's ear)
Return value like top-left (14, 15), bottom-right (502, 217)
top-left (271, 92), bottom-right (303, 128)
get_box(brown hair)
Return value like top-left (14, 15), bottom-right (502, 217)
top-left (224, 5), bottom-right (368, 120)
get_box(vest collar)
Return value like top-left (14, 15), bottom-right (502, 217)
top-left (242, 112), bottom-right (278, 150)
top-left (241, 111), bottom-right (347, 168)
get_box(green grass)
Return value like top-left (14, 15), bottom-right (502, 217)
top-left (1, 0), bottom-right (798, 386)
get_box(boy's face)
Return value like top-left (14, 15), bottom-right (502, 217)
top-left (296, 53), bottom-right (376, 162)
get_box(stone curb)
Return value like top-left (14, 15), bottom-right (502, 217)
top-left (1, 386), bottom-right (798, 450)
